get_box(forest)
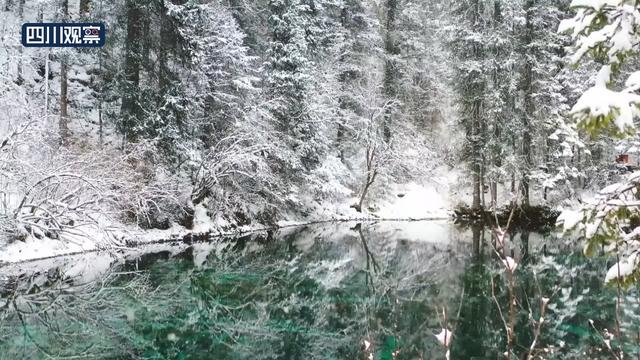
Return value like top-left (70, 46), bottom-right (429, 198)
top-left (1, 0), bottom-right (640, 359)
top-left (0, 0), bottom-right (596, 256)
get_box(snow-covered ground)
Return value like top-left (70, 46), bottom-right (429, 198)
top-left (375, 181), bottom-right (451, 219)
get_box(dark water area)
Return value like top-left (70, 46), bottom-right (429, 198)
top-left (0, 221), bottom-right (639, 359)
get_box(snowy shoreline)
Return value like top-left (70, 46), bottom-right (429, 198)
top-left (0, 214), bottom-right (452, 266)
top-left (0, 178), bottom-right (455, 265)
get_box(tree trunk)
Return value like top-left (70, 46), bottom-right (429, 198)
top-left (354, 147), bottom-right (378, 212)
top-left (472, 100), bottom-right (483, 211)
top-left (336, 124), bottom-right (345, 162)
top-left (520, 231), bottom-right (530, 262)
top-left (158, 11), bottom-right (172, 93)
top-left (490, 182), bottom-right (497, 209)
top-left (543, 125), bottom-right (552, 201)
top-left (468, 0), bottom-right (485, 212)
top-left (577, 147), bottom-right (583, 188)
top-left (481, 161), bottom-right (486, 209)
top-left (472, 164), bottom-right (481, 210)
top-left (159, 1), bottom-right (185, 139)
top-left (41, 3), bottom-right (48, 120)
top-left (510, 173), bottom-right (516, 207)
top-left (382, 0), bottom-right (399, 143)
top-left (15, 0), bottom-right (25, 85)
top-left (121, 0), bottom-right (143, 142)
top-left (522, 125), bottom-right (532, 206)
top-left (60, 62), bottom-right (69, 142)
top-left (59, 0), bottom-right (70, 145)
top-left (44, 51), bottom-right (50, 121)
top-left (521, 0), bottom-right (535, 207)
top-left (336, 6), bottom-right (350, 162)
top-left (98, 50), bottom-right (103, 145)
top-left (472, 224), bottom-right (481, 257)
top-left (356, 176), bottom-right (375, 213)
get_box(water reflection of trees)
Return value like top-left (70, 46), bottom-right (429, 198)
top-left (350, 223), bottom-right (464, 359)
top-left (0, 224), bottom-right (638, 359)
top-left (451, 225), bottom-right (640, 360)
top-left (0, 267), bottom-right (149, 359)
top-left (0, 225), bottom-right (462, 359)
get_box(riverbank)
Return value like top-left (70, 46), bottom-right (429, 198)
top-left (0, 218), bottom-right (458, 288)
top-left (0, 179), bottom-right (454, 264)
top-left (0, 210), bottom-right (452, 266)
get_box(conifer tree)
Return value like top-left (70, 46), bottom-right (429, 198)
top-left (120, 0), bottom-right (144, 143)
top-left (266, 0), bottom-right (324, 169)
top-left (449, 0), bottom-right (490, 210)
top-left (333, 0), bottom-right (374, 160)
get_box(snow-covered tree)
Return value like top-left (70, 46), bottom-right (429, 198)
top-left (266, 0), bottom-right (326, 170)
top-left (332, 0), bottom-right (375, 161)
top-left (559, 0), bottom-right (640, 137)
top-left (483, 0), bottom-right (519, 208)
top-left (559, 1), bottom-right (640, 286)
top-left (449, 0), bottom-right (576, 210)
top-left (516, 0), bottom-right (572, 204)
top-left (448, 0), bottom-right (492, 211)
top-left (164, 1), bottom-right (257, 149)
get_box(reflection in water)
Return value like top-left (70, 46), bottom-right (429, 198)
top-left (0, 221), bottom-right (638, 359)
top-left (452, 224), bottom-right (492, 359)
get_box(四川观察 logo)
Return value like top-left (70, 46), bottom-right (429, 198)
top-left (22, 23), bottom-right (105, 48)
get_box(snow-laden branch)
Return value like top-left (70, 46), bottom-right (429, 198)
top-left (559, 1), bottom-right (640, 136)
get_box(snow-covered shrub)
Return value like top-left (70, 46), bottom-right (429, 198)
top-left (191, 129), bottom-right (285, 226)
top-left (113, 141), bottom-right (192, 230)
top-left (0, 125), bottom-right (189, 243)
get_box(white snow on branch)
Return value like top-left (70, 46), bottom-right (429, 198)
top-left (571, 87), bottom-right (640, 132)
top-left (435, 328), bottom-right (453, 347)
top-left (605, 252), bottom-right (638, 283)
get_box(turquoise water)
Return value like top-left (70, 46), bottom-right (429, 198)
top-left (0, 222), bottom-right (638, 359)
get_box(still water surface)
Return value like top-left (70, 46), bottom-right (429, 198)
top-left (0, 221), bottom-right (638, 359)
